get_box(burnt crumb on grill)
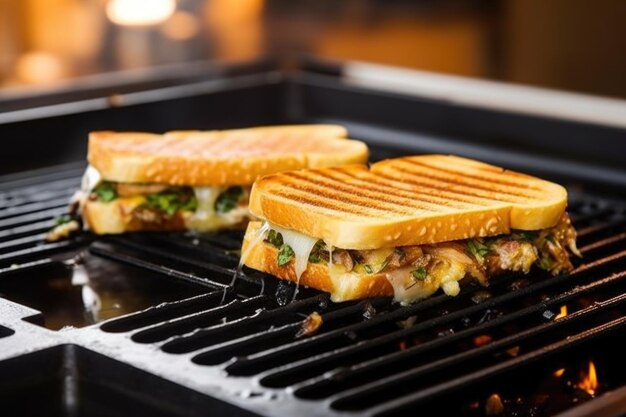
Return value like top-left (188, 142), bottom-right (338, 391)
top-left (296, 311), bottom-right (323, 338)
top-left (471, 290), bottom-right (492, 304)
top-left (508, 278), bottom-right (531, 292)
top-left (478, 308), bottom-right (503, 324)
top-left (362, 301), bottom-right (376, 319)
top-left (437, 328), bottom-right (455, 337)
top-left (473, 334), bottom-right (492, 347)
top-left (46, 218), bottom-right (80, 242)
top-left (506, 346), bottom-right (521, 357)
top-left (396, 315), bottom-right (417, 329)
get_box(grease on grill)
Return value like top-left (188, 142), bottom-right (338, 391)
top-left (362, 301), bottom-right (377, 319)
top-left (0, 252), bottom-right (203, 330)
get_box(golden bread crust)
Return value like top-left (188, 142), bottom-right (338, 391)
top-left (242, 222), bottom-right (393, 301)
top-left (249, 154), bottom-right (568, 249)
top-left (88, 125), bottom-right (367, 186)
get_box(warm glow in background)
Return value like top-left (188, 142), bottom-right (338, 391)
top-left (0, 0), bottom-right (624, 99)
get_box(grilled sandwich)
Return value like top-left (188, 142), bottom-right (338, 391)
top-left (241, 155), bottom-right (580, 303)
top-left (77, 125), bottom-right (368, 234)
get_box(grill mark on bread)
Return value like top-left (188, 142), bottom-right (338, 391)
top-left (285, 171), bottom-right (458, 213)
top-left (268, 188), bottom-right (383, 217)
top-left (398, 159), bottom-right (541, 198)
top-left (401, 158), bottom-right (546, 196)
top-left (327, 168), bottom-right (494, 209)
top-left (271, 174), bottom-right (416, 216)
top-left (249, 155), bottom-right (567, 248)
top-left (379, 162), bottom-right (536, 202)
top-left (417, 155), bottom-right (545, 189)
top-left (315, 169), bottom-right (472, 210)
top-left (373, 167), bottom-right (526, 204)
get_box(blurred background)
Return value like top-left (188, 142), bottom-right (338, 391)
top-left (0, 0), bottom-right (625, 99)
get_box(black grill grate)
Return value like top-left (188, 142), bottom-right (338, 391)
top-left (2, 162), bottom-right (626, 417)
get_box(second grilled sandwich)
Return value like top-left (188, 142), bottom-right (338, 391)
top-left (79, 125), bottom-right (368, 234)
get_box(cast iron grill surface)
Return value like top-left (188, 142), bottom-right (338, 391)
top-left (2, 161), bottom-right (626, 417)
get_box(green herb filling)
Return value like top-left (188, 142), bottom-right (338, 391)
top-left (215, 186), bottom-right (244, 213)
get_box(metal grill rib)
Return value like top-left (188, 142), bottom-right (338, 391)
top-left (220, 244), bottom-right (626, 378)
top-left (295, 268), bottom-right (626, 403)
top-left (366, 316), bottom-right (626, 417)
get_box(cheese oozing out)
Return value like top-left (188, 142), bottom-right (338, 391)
top-left (79, 166), bottom-right (251, 231)
top-left (268, 223), bottom-right (319, 280)
top-left (82, 165), bottom-right (102, 193)
top-left (256, 224), bottom-right (468, 304)
top-left (186, 186), bottom-right (251, 230)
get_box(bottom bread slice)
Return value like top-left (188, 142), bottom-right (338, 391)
top-left (242, 222), bottom-right (394, 301)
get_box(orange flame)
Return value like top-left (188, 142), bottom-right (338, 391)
top-left (555, 305), bottom-right (568, 320)
top-left (578, 361), bottom-right (598, 396)
top-left (553, 368), bottom-right (565, 377)
top-left (474, 335), bottom-right (492, 347)
top-left (485, 393), bottom-right (504, 415)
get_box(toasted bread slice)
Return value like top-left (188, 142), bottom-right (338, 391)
top-left (242, 222), bottom-right (393, 301)
top-left (248, 155), bottom-right (568, 249)
top-left (88, 125), bottom-right (367, 186)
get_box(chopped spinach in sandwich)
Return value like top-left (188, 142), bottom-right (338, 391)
top-left (142, 191), bottom-right (198, 216)
top-left (215, 186), bottom-right (244, 213)
top-left (90, 182), bottom-right (248, 216)
top-left (263, 213), bottom-right (580, 283)
top-left (92, 182), bottom-right (118, 202)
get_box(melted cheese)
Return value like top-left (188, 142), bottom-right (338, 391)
top-left (240, 221), bottom-right (271, 265)
top-left (184, 186), bottom-right (251, 231)
top-left (184, 187), bottom-right (221, 230)
top-left (327, 265), bottom-right (359, 302)
top-left (81, 165), bottom-right (102, 193)
top-left (269, 223), bottom-right (319, 280)
top-left (250, 224), bottom-right (470, 304)
top-left (385, 267), bottom-right (437, 305)
top-left (384, 259), bottom-right (466, 305)
top-left (79, 167), bottom-right (250, 231)
top-left (231, 221), bottom-right (271, 303)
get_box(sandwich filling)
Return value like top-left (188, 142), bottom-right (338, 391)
top-left (80, 166), bottom-right (251, 230)
top-left (255, 214), bottom-right (579, 303)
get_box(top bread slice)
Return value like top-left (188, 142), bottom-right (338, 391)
top-left (248, 154), bottom-right (568, 249)
top-left (88, 125), bottom-right (368, 186)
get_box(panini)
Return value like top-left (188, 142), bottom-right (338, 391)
top-left (242, 155), bottom-right (580, 303)
top-left (77, 125), bottom-right (368, 234)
